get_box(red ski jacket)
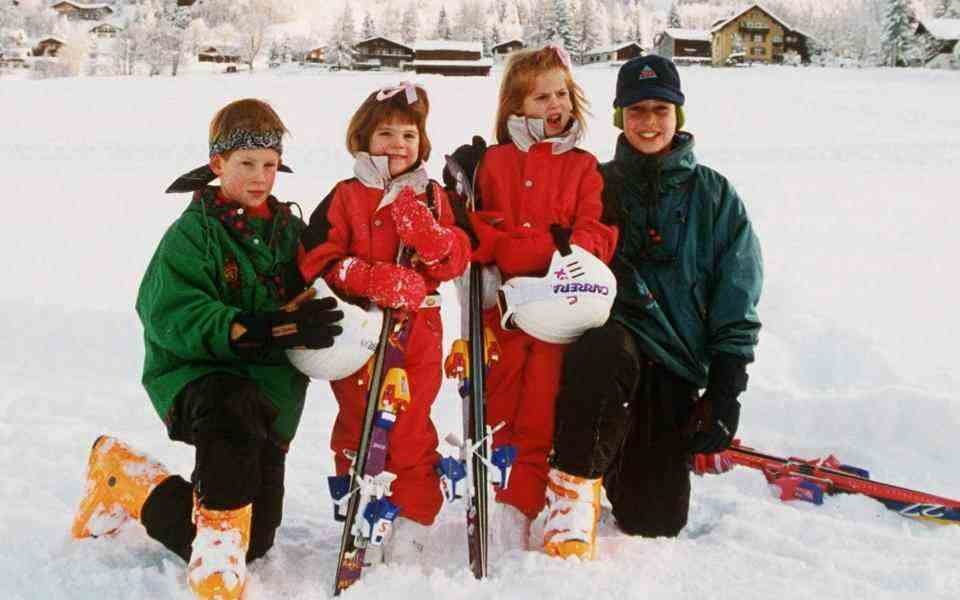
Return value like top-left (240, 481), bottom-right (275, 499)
top-left (298, 178), bottom-right (471, 294)
top-left (472, 142), bottom-right (618, 279)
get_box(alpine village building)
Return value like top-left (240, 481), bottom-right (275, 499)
top-left (710, 3), bottom-right (815, 65)
top-left (50, 1), bottom-right (114, 21)
top-left (654, 29), bottom-right (712, 65)
top-left (412, 40), bottom-right (491, 76)
top-left (915, 19), bottom-right (960, 68)
top-left (352, 36), bottom-right (414, 71)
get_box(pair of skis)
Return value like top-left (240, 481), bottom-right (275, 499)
top-left (332, 158), bottom-right (508, 594)
top-left (694, 440), bottom-right (960, 526)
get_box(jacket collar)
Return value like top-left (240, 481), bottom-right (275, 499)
top-left (353, 152), bottom-right (431, 212)
top-left (508, 115), bottom-right (582, 154)
top-left (613, 131), bottom-right (697, 191)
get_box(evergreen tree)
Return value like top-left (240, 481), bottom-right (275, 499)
top-left (361, 11), bottom-right (376, 40)
top-left (436, 5), bottom-right (453, 40)
top-left (882, 0), bottom-right (911, 66)
top-left (327, 1), bottom-right (356, 68)
top-left (668, 1), bottom-right (681, 28)
top-left (401, 1), bottom-right (419, 44)
top-left (573, 0), bottom-right (601, 61)
top-left (607, 0), bottom-right (624, 45)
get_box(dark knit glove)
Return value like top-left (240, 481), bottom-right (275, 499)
top-left (232, 296), bottom-right (343, 352)
top-left (688, 354), bottom-right (748, 455)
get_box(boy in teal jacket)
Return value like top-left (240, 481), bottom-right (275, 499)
top-left (543, 56), bottom-right (763, 560)
top-left (70, 99), bottom-right (343, 600)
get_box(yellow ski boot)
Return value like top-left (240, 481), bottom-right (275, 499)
top-left (543, 468), bottom-right (602, 560)
top-left (71, 435), bottom-right (170, 538)
top-left (187, 502), bottom-right (252, 600)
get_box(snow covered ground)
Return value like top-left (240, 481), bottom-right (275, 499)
top-left (2, 65), bottom-right (960, 599)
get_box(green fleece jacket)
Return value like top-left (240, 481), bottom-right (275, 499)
top-left (602, 132), bottom-right (763, 388)
top-left (136, 187), bottom-right (308, 444)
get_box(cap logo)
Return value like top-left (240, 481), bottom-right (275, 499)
top-left (638, 65), bottom-right (658, 80)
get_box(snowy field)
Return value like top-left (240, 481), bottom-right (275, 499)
top-left (2, 64), bottom-right (960, 599)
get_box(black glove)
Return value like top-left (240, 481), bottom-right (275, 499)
top-left (232, 296), bottom-right (343, 352)
top-left (442, 135), bottom-right (487, 190)
top-left (688, 354), bottom-right (748, 455)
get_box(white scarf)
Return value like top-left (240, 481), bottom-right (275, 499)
top-left (353, 152), bottom-right (431, 212)
top-left (507, 115), bottom-right (582, 155)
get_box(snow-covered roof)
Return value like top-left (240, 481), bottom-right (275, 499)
top-left (355, 36), bottom-right (413, 50)
top-left (584, 41), bottom-right (642, 56)
top-left (919, 19), bottom-right (960, 41)
top-left (52, 1), bottom-right (113, 10)
top-left (1, 47), bottom-right (30, 59)
top-left (491, 38), bottom-right (524, 50)
top-left (37, 36), bottom-right (67, 45)
top-left (414, 39), bottom-right (483, 53)
top-left (413, 58), bottom-right (493, 67)
top-left (710, 3), bottom-right (793, 34)
top-left (89, 22), bottom-right (121, 31)
top-left (663, 29), bottom-right (711, 42)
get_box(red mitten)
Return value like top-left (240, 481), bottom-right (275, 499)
top-left (332, 257), bottom-right (427, 311)
top-left (422, 228), bottom-right (471, 282)
top-left (467, 211), bottom-right (506, 264)
top-left (391, 187), bottom-right (455, 264)
top-left (691, 452), bottom-right (735, 476)
top-left (492, 229), bottom-right (556, 275)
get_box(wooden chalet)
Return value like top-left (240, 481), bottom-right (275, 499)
top-left (89, 22), bottom-right (121, 39)
top-left (51, 1), bottom-right (114, 21)
top-left (412, 40), bottom-right (491, 76)
top-left (198, 46), bottom-right (240, 64)
top-left (305, 47), bottom-right (325, 64)
top-left (0, 47), bottom-right (30, 69)
top-left (33, 36), bottom-right (65, 57)
top-left (581, 41), bottom-right (643, 65)
top-left (710, 3), bottom-right (815, 66)
top-left (654, 29), bottom-right (712, 64)
top-left (915, 19), bottom-right (960, 68)
top-left (491, 39), bottom-right (524, 63)
top-left (352, 36), bottom-right (414, 71)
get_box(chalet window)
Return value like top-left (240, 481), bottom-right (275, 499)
top-left (752, 34), bottom-right (763, 42)
top-left (772, 36), bottom-right (782, 43)
top-left (752, 47), bottom-right (765, 56)
top-left (786, 35), bottom-right (796, 43)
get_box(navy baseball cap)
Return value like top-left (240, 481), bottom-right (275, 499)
top-left (614, 55), bottom-right (685, 108)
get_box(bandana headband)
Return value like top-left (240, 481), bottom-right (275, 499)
top-left (375, 81), bottom-right (421, 105)
top-left (166, 128), bottom-right (291, 193)
top-left (209, 128), bottom-right (284, 158)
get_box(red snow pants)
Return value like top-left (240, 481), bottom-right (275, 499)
top-left (330, 307), bottom-right (444, 526)
top-left (484, 310), bottom-right (568, 519)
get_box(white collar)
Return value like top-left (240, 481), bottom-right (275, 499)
top-left (507, 115), bottom-right (582, 155)
top-left (353, 152), bottom-right (431, 212)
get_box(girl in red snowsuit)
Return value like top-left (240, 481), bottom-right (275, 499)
top-left (462, 47), bottom-right (618, 546)
top-left (298, 83), bottom-right (471, 562)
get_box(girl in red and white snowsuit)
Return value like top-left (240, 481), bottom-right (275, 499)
top-left (298, 83), bottom-right (471, 562)
top-left (462, 47), bottom-right (618, 547)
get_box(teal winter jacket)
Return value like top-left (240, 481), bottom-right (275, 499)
top-left (602, 132), bottom-right (762, 388)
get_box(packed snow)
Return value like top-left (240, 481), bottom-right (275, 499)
top-left (2, 65), bottom-right (959, 599)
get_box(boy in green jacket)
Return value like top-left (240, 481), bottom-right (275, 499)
top-left (543, 56), bottom-right (763, 560)
top-left (70, 99), bottom-right (343, 600)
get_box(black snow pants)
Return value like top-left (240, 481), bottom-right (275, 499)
top-left (552, 320), bottom-right (699, 538)
top-left (140, 373), bottom-right (286, 563)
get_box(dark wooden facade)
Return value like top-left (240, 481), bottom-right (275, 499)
top-left (352, 37), bottom-right (414, 70)
top-left (412, 41), bottom-right (491, 76)
top-left (655, 30), bottom-right (712, 63)
top-left (51, 1), bottom-right (114, 21)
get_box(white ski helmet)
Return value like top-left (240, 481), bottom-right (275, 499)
top-left (498, 245), bottom-right (616, 344)
top-left (286, 278), bottom-right (383, 380)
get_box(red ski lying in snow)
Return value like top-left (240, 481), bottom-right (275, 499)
top-left (693, 440), bottom-right (960, 525)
